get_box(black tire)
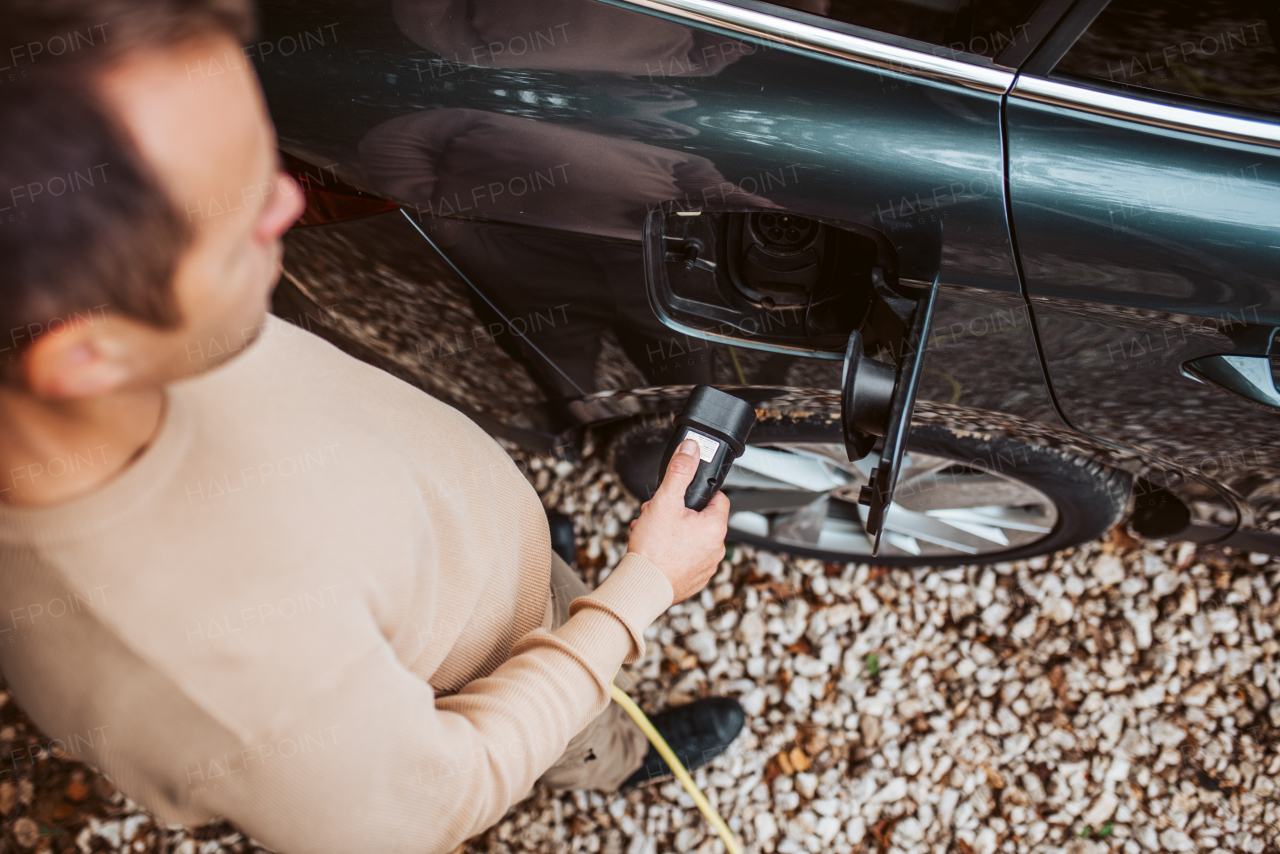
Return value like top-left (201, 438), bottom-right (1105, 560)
top-left (609, 413), bottom-right (1132, 567)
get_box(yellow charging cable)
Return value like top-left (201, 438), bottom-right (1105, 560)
top-left (610, 682), bottom-right (743, 854)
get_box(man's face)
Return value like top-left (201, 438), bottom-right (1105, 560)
top-left (97, 34), bottom-right (304, 383)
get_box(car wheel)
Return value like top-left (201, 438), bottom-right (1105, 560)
top-left (610, 415), bottom-right (1132, 566)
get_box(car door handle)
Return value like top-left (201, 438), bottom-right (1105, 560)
top-left (1183, 354), bottom-right (1280, 409)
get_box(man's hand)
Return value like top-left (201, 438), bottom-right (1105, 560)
top-left (627, 438), bottom-right (730, 604)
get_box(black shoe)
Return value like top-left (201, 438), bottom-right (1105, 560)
top-left (620, 697), bottom-right (745, 790)
top-left (547, 511), bottom-right (576, 569)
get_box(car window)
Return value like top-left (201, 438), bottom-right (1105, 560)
top-left (1052, 0), bottom-right (1280, 118)
top-left (762, 0), bottom-right (1042, 58)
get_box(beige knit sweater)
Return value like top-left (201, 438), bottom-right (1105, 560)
top-left (0, 315), bottom-right (674, 854)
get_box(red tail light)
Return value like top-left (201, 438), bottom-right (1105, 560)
top-left (283, 152), bottom-right (398, 227)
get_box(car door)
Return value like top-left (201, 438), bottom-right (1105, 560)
top-left (1005, 0), bottom-right (1280, 530)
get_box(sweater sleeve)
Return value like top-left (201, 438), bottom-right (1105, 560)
top-left (192, 552), bottom-right (672, 854)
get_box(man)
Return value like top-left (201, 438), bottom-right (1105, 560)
top-left (0, 2), bottom-right (744, 851)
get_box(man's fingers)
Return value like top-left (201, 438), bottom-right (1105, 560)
top-left (703, 490), bottom-right (731, 521)
top-left (655, 438), bottom-right (701, 503)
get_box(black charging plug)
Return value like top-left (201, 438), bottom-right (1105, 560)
top-left (658, 386), bottom-right (757, 511)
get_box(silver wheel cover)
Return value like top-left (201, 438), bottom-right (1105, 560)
top-left (723, 443), bottom-right (1059, 559)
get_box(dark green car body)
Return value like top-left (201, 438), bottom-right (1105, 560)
top-left (253, 0), bottom-right (1280, 557)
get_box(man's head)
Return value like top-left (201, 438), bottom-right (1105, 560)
top-left (0, 0), bottom-right (304, 398)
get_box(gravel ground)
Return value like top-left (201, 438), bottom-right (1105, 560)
top-left (1, 440), bottom-right (1278, 854)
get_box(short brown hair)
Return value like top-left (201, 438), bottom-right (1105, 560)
top-left (0, 0), bottom-right (255, 360)
top-left (0, 0), bottom-right (255, 71)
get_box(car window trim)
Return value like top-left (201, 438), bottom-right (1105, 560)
top-left (992, 0), bottom-right (1077, 69)
top-left (615, 0), bottom-right (1014, 94)
top-left (1011, 74), bottom-right (1280, 148)
top-left (1019, 0), bottom-right (1111, 77)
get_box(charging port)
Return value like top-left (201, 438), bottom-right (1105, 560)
top-left (644, 205), bottom-right (905, 356)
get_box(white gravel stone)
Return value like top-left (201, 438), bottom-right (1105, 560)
top-left (736, 612), bottom-right (765, 647)
top-left (892, 817), bottom-right (920, 844)
top-left (1092, 554), bottom-right (1125, 587)
top-left (871, 778), bottom-right (907, 804)
top-left (1012, 612), bottom-right (1039, 639)
top-left (1182, 681), bottom-right (1215, 706)
top-left (94, 820), bottom-right (122, 848)
top-left (981, 602), bottom-right (1010, 629)
top-left (1132, 684), bottom-right (1165, 709)
top-left (795, 773), bottom-right (818, 799)
top-left (1208, 608), bottom-right (1239, 634)
top-left (811, 799), bottom-right (840, 817)
top-left (756, 552), bottom-right (785, 580)
top-left (901, 743), bottom-right (922, 776)
top-left (1152, 570), bottom-right (1181, 597)
top-left (1150, 719), bottom-right (1187, 747)
top-left (1098, 711), bottom-right (1123, 742)
top-left (825, 603), bottom-right (855, 628)
top-left (1081, 792), bottom-right (1119, 827)
top-left (1105, 755), bottom-right (1130, 784)
top-left (740, 687), bottom-right (767, 716)
top-left (1158, 828), bottom-right (1195, 851)
top-left (1126, 608), bottom-right (1153, 649)
top-left (1044, 597), bottom-right (1074, 625)
top-left (973, 827), bottom-right (997, 854)
top-left (755, 813), bottom-right (778, 842)
top-left (686, 630), bottom-right (718, 664)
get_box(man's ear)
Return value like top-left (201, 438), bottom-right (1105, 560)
top-left (22, 317), bottom-right (133, 399)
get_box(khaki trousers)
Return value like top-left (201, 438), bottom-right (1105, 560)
top-left (536, 553), bottom-right (650, 791)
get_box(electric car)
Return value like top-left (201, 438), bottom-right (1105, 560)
top-left (253, 0), bottom-right (1280, 565)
